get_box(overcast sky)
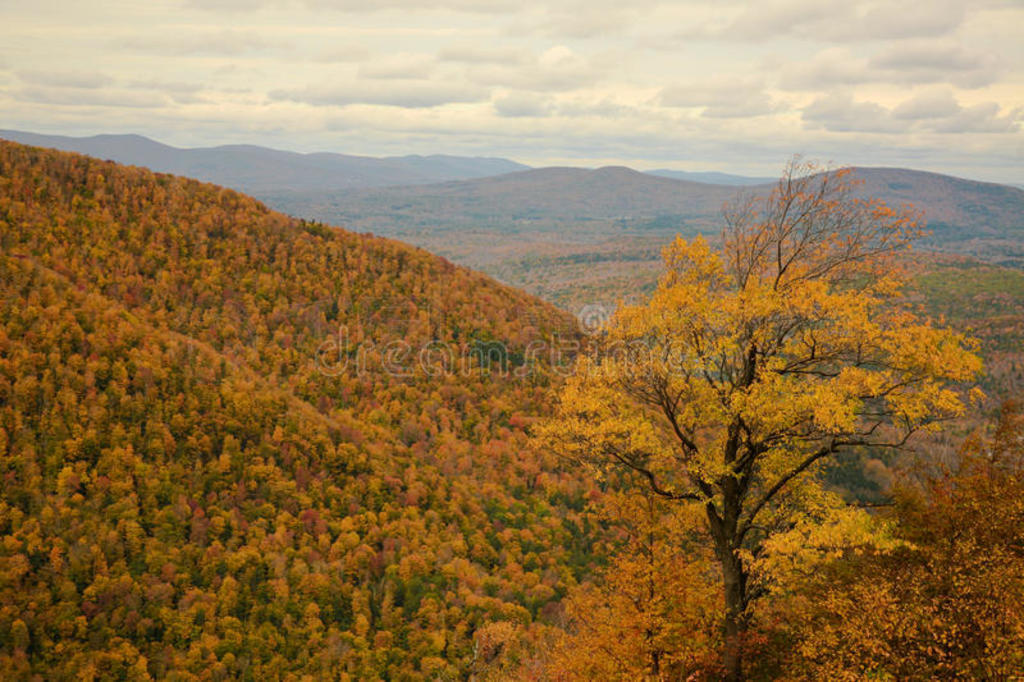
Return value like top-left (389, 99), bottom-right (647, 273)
top-left (1, 0), bottom-right (1021, 182)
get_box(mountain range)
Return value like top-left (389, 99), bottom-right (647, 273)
top-left (0, 129), bottom-right (530, 192)
top-left (5, 128), bottom-right (1023, 305)
top-left (268, 164), bottom-right (1024, 301)
top-left (0, 129), bottom-right (785, 193)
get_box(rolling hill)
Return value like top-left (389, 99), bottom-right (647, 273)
top-left (0, 129), bottom-right (530, 193)
top-left (0, 140), bottom-right (595, 679)
top-left (262, 164), bottom-right (1024, 308)
top-left (274, 164), bottom-right (1024, 250)
top-left (265, 165), bottom-right (738, 234)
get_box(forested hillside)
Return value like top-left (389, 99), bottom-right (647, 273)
top-left (0, 141), bottom-right (590, 679)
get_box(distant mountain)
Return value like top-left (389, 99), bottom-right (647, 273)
top-left (847, 167), bottom-right (1024, 252)
top-left (0, 129), bottom-right (530, 192)
top-left (275, 164), bottom-right (1024, 249)
top-left (263, 164), bottom-right (1024, 306)
top-left (7, 127), bottom-right (1020, 272)
top-left (267, 165), bottom-right (741, 233)
top-left (646, 169), bottom-right (776, 186)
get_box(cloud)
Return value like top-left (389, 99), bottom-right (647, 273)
top-left (891, 88), bottom-right (962, 120)
top-left (270, 81), bottom-right (489, 108)
top-left (17, 70), bottom-right (114, 89)
top-left (932, 102), bottom-right (1021, 134)
top-left (438, 45), bottom-right (524, 65)
top-left (314, 45), bottom-right (372, 63)
top-left (781, 42), bottom-right (1002, 91)
top-left (358, 54), bottom-right (435, 79)
top-left (868, 42), bottom-right (1002, 88)
top-left (126, 79), bottom-right (209, 105)
top-left (187, 0), bottom-right (521, 12)
top-left (802, 93), bottom-right (903, 133)
top-left (128, 79), bottom-right (204, 94)
top-left (803, 90), bottom-right (1021, 134)
top-left (117, 30), bottom-right (282, 56)
top-left (14, 86), bottom-right (169, 108)
top-left (778, 48), bottom-right (872, 90)
top-left (658, 80), bottom-right (778, 118)
top-left (305, 0), bottom-right (520, 11)
top-left (725, 0), bottom-right (967, 42)
top-left (556, 97), bottom-right (636, 118)
top-left (493, 91), bottom-right (552, 117)
top-left (538, 4), bottom-right (645, 39)
top-left (464, 45), bottom-right (598, 92)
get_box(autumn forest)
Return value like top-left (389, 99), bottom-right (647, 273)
top-left (1, 138), bottom-right (1023, 682)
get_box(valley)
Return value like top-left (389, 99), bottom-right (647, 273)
top-left (1, 136), bottom-right (1022, 679)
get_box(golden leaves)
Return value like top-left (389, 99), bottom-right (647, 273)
top-left (538, 156), bottom-right (985, 678)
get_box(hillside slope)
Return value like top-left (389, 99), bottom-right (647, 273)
top-left (849, 167), bottom-right (1024, 264)
top-left (0, 141), bottom-right (590, 679)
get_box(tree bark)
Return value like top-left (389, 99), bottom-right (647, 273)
top-left (719, 543), bottom-right (748, 681)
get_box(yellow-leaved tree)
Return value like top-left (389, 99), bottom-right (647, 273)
top-left (537, 159), bottom-right (983, 680)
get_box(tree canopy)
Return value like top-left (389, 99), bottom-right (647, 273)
top-left (538, 159), bottom-right (983, 679)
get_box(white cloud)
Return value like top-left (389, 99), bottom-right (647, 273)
top-left (891, 88), bottom-right (962, 120)
top-left (932, 102), bottom-right (1021, 134)
top-left (14, 87), bottom-right (169, 109)
top-left (493, 91), bottom-right (552, 117)
top-left (117, 30), bottom-right (284, 56)
top-left (186, 0), bottom-right (523, 12)
top-left (868, 41), bottom-right (1002, 88)
top-left (358, 54), bottom-right (435, 79)
top-left (802, 92), bottom-right (903, 133)
top-left (659, 79), bottom-right (778, 118)
top-left (438, 45), bottom-right (524, 64)
top-left (464, 45), bottom-right (599, 91)
top-left (724, 0), bottom-right (967, 42)
top-left (803, 90), bottom-right (1021, 135)
top-left (314, 45), bottom-right (372, 63)
top-left (17, 70), bottom-right (114, 89)
top-left (270, 81), bottom-right (489, 108)
top-left (303, 0), bottom-right (520, 11)
top-left (537, 4), bottom-right (645, 39)
top-left (781, 41), bottom-right (1003, 91)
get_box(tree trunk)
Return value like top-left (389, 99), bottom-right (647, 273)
top-left (720, 547), bottom-right (748, 681)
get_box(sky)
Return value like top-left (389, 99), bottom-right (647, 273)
top-left (1, 0), bottom-right (1022, 183)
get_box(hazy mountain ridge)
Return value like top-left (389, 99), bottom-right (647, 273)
top-left (274, 163), bottom-right (1022, 230)
top-left (0, 129), bottom-right (530, 193)
top-left (646, 169), bottom-right (776, 185)
top-left (260, 163), bottom-right (1024, 313)
top-left (5, 128), bottom-right (1021, 285)
top-left (267, 165), bottom-right (739, 230)
top-left (274, 163), bottom-right (1024, 255)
